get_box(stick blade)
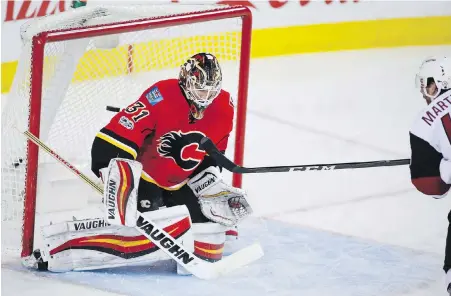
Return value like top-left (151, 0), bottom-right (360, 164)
top-left (212, 243), bottom-right (264, 277)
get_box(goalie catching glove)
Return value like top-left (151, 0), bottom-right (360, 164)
top-left (188, 166), bottom-right (252, 227)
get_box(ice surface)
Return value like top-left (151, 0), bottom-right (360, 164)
top-left (2, 219), bottom-right (444, 296)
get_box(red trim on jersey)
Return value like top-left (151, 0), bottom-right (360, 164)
top-left (412, 176), bottom-right (451, 196)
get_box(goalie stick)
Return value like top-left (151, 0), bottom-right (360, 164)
top-left (20, 130), bottom-right (264, 280)
top-left (199, 137), bottom-right (410, 174)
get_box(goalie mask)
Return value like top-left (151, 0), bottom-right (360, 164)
top-left (179, 53), bottom-right (222, 120)
top-left (415, 56), bottom-right (451, 101)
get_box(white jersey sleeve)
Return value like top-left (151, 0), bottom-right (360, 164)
top-left (410, 89), bottom-right (451, 197)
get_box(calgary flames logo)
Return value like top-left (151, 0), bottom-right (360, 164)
top-left (157, 131), bottom-right (206, 171)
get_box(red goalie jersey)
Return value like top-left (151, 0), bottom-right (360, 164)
top-left (92, 78), bottom-right (234, 190)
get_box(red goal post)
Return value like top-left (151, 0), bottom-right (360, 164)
top-left (2, 5), bottom-right (251, 258)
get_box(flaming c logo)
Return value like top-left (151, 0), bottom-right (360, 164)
top-left (157, 131), bottom-right (206, 171)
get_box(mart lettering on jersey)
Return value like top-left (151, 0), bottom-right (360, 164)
top-left (422, 95), bottom-right (451, 126)
top-left (145, 87), bottom-right (164, 106)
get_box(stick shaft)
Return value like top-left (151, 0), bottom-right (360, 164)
top-left (199, 137), bottom-right (410, 174)
top-left (24, 130), bottom-right (103, 193)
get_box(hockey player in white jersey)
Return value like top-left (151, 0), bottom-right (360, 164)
top-left (409, 56), bottom-right (451, 294)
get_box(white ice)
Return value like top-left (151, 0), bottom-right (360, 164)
top-left (2, 44), bottom-right (451, 296)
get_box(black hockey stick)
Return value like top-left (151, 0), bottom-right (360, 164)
top-left (199, 137), bottom-right (410, 174)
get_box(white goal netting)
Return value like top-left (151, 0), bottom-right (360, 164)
top-left (1, 4), bottom-right (247, 256)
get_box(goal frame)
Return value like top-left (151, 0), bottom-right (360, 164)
top-left (21, 5), bottom-right (252, 257)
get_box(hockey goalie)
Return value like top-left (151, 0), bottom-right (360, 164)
top-left (25, 53), bottom-right (253, 274)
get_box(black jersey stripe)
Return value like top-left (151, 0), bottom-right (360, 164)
top-left (96, 128), bottom-right (140, 159)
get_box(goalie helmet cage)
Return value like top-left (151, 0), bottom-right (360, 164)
top-left (1, 4), bottom-right (251, 258)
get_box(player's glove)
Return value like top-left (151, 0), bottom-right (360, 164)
top-left (187, 166), bottom-right (253, 227)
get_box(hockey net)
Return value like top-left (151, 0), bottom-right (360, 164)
top-left (1, 4), bottom-right (251, 257)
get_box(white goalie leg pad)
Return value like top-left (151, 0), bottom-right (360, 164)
top-left (32, 206), bottom-right (192, 272)
top-left (177, 222), bottom-right (227, 275)
top-left (188, 166), bottom-right (253, 227)
top-left (102, 158), bottom-right (142, 227)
